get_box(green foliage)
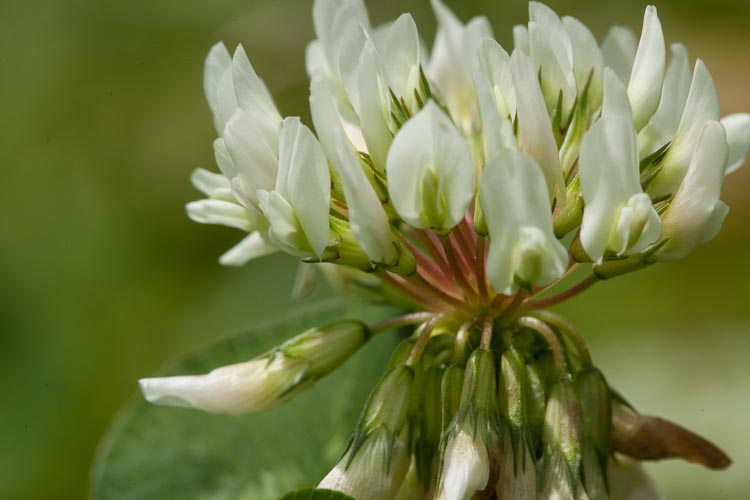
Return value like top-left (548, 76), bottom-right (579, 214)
top-left (277, 488), bottom-right (356, 500)
top-left (91, 299), bottom-right (399, 500)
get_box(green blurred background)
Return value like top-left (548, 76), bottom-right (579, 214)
top-left (2, 0), bottom-right (749, 498)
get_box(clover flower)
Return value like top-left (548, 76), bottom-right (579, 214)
top-left (141, 0), bottom-right (747, 497)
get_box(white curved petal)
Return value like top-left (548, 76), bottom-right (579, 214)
top-left (319, 428), bottom-right (409, 500)
top-left (513, 25), bottom-right (530, 54)
top-left (476, 37), bottom-right (516, 118)
top-left (579, 117), bottom-right (660, 262)
top-left (528, 3), bottom-right (576, 117)
top-left (139, 355), bottom-right (306, 414)
top-left (628, 6), bottom-right (666, 131)
top-left (510, 50), bottom-right (566, 205)
top-left (649, 59), bottom-right (720, 197)
top-left (356, 39), bottom-right (392, 173)
top-left (722, 113), bottom-right (750, 174)
top-left (232, 44), bottom-right (282, 147)
top-left (213, 137), bottom-right (236, 179)
top-left (382, 13), bottom-right (422, 105)
top-left (386, 101), bottom-right (475, 232)
top-left (475, 73), bottom-right (517, 162)
top-left (656, 121), bottom-right (728, 261)
top-left (190, 167), bottom-right (231, 198)
top-left (223, 109), bottom-right (279, 208)
top-left (608, 456), bottom-right (662, 500)
top-left (204, 42), bottom-right (232, 129)
top-left (602, 26), bottom-right (637, 84)
top-left (305, 39), bottom-right (325, 77)
top-left (602, 67), bottom-right (634, 123)
top-left (313, 0), bottom-right (370, 79)
top-left (218, 231), bottom-right (277, 266)
top-left (428, 0), bottom-right (492, 132)
top-left (310, 73), bottom-right (396, 265)
top-left (436, 430), bottom-right (489, 500)
top-left (638, 43), bottom-right (692, 157)
top-left (258, 190), bottom-right (312, 257)
top-left (338, 25), bottom-right (368, 112)
top-left (214, 66), bottom-right (238, 135)
top-left (479, 150), bottom-right (568, 294)
top-left (186, 199), bottom-right (253, 231)
top-left (563, 16), bottom-right (603, 103)
top-left (529, 20), bottom-right (576, 117)
top-left (277, 117), bottom-right (331, 257)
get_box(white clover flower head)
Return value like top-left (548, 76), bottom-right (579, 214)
top-left (142, 0), bottom-right (744, 497)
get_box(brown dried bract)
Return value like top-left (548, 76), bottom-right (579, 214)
top-left (610, 403), bottom-right (732, 470)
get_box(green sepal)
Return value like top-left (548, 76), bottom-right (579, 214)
top-left (543, 377), bottom-right (583, 488)
top-left (554, 176), bottom-right (584, 238)
top-left (415, 364), bottom-right (444, 488)
top-left (593, 237), bottom-right (670, 278)
top-left (440, 364), bottom-right (465, 433)
top-left (473, 192), bottom-right (488, 236)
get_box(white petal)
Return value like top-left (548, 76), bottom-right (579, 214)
top-left (602, 67), bottom-right (634, 123)
top-left (608, 455), bottom-right (662, 500)
top-left (510, 50), bottom-right (566, 205)
top-left (428, 0), bottom-right (492, 131)
top-left (214, 66), bottom-right (238, 134)
top-left (528, 3), bottom-right (576, 118)
top-left (476, 37), bottom-right (516, 118)
top-left (186, 199), bottom-right (253, 231)
top-left (638, 43), bottom-right (692, 157)
top-left (579, 117), bottom-right (640, 262)
top-left (258, 190), bottom-right (312, 256)
top-left (528, 20), bottom-right (576, 117)
top-left (382, 13), bottom-right (422, 104)
top-left (474, 73), bottom-right (517, 162)
top-left (213, 137), bottom-right (236, 179)
top-left (602, 26), bottom-right (637, 84)
top-left (513, 25), bottom-right (530, 54)
top-left (356, 39), bottom-right (392, 173)
top-left (386, 101), bottom-right (475, 231)
top-left (437, 430), bottom-right (489, 500)
top-left (722, 113), bottom-right (750, 174)
top-left (657, 121), bottom-right (728, 261)
top-left (139, 355), bottom-right (305, 415)
top-left (305, 40), bottom-right (325, 77)
top-left (223, 109), bottom-right (279, 208)
top-left (319, 428), bottom-right (409, 500)
top-left (278, 117), bottom-right (332, 257)
top-left (480, 150), bottom-right (568, 294)
top-left (627, 6), bottom-right (666, 131)
top-left (338, 25), bottom-right (369, 112)
top-left (190, 167), bottom-right (231, 198)
top-left (649, 59), bottom-right (720, 197)
top-left (204, 42), bottom-right (232, 128)
top-left (232, 45), bottom-right (282, 147)
top-left (562, 16), bottom-right (603, 99)
top-left (313, 0), bottom-right (370, 79)
top-left (219, 231), bottom-right (277, 266)
top-left (310, 73), bottom-right (396, 265)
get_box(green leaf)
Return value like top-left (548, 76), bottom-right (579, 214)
top-left (277, 488), bottom-right (356, 500)
top-left (92, 298), bottom-right (400, 500)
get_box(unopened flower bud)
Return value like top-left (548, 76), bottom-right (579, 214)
top-left (319, 426), bottom-right (411, 500)
top-left (576, 368), bottom-right (612, 499)
top-left (441, 364), bottom-right (465, 432)
top-left (319, 362), bottom-right (415, 500)
top-left (539, 377), bottom-right (583, 497)
top-left (139, 320), bottom-right (368, 415)
top-left (436, 349), bottom-right (502, 500)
